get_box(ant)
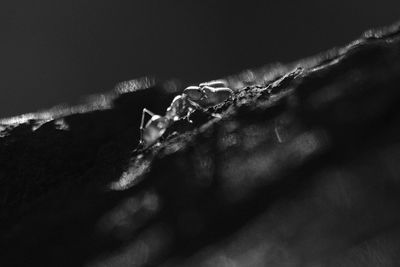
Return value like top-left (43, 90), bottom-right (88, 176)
top-left (139, 80), bottom-right (234, 149)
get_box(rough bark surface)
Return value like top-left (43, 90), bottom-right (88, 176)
top-left (1, 22), bottom-right (400, 266)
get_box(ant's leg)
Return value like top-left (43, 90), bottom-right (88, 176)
top-left (211, 113), bottom-right (222, 119)
top-left (143, 108), bottom-right (156, 117)
top-left (185, 106), bottom-right (200, 123)
top-left (186, 110), bottom-right (194, 123)
top-left (140, 108), bottom-right (156, 144)
top-left (202, 107), bottom-right (222, 119)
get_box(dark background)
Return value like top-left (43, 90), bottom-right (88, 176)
top-left (0, 0), bottom-right (399, 118)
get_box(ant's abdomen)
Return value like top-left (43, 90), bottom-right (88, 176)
top-left (142, 117), bottom-right (169, 148)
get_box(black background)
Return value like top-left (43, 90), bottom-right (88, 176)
top-left (1, 0), bottom-right (399, 118)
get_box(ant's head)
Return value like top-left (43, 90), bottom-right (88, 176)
top-left (199, 80), bottom-right (228, 88)
top-left (183, 86), bottom-right (203, 101)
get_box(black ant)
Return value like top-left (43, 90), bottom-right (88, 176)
top-left (139, 80), bottom-right (233, 149)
